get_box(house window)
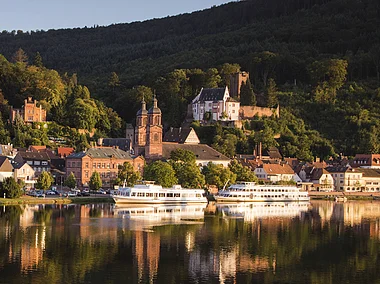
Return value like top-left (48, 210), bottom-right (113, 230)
top-left (35, 161), bottom-right (41, 166)
top-left (97, 163), bottom-right (101, 168)
top-left (42, 161), bottom-right (48, 166)
top-left (93, 163), bottom-right (96, 168)
top-left (102, 163), bottom-right (105, 168)
top-left (85, 171), bottom-right (89, 178)
top-left (85, 162), bottom-right (89, 168)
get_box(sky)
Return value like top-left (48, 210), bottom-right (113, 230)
top-left (0, 0), bottom-right (232, 32)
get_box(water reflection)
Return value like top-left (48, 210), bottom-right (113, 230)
top-left (1, 201), bottom-right (380, 283)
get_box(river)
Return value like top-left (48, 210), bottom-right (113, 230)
top-left (0, 200), bottom-right (380, 283)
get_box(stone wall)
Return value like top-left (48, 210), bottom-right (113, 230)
top-left (239, 105), bottom-right (280, 119)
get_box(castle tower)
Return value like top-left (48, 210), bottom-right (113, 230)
top-left (134, 98), bottom-right (148, 156)
top-left (145, 96), bottom-right (162, 160)
top-left (229, 71), bottom-right (249, 99)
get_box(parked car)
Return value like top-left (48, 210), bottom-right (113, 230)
top-left (64, 191), bottom-right (77, 197)
top-left (79, 191), bottom-right (90, 197)
top-left (46, 190), bottom-right (59, 195)
top-left (35, 190), bottom-right (46, 198)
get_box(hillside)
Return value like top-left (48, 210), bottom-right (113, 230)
top-left (0, 0), bottom-right (380, 158)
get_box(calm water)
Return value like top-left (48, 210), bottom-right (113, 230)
top-left (1, 201), bottom-right (380, 284)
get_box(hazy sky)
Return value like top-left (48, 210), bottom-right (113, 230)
top-left (0, 0), bottom-right (232, 32)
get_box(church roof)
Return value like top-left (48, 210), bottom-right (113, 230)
top-left (195, 88), bottom-right (227, 102)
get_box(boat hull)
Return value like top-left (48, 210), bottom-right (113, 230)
top-left (215, 196), bottom-right (310, 203)
top-left (112, 196), bottom-right (208, 204)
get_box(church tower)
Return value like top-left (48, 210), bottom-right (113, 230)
top-left (134, 98), bottom-right (148, 156)
top-left (145, 96), bottom-right (163, 160)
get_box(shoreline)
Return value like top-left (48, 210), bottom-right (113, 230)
top-left (0, 196), bottom-right (114, 206)
top-left (2, 192), bottom-right (380, 205)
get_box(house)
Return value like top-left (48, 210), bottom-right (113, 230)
top-left (13, 151), bottom-right (51, 177)
top-left (0, 144), bottom-right (17, 158)
top-left (297, 166), bottom-right (334, 191)
top-left (12, 161), bottom-right (36, 189)
top-left (326, 167), bottom-right (363, 192)
top-left (254, 163), bottom-right (296, 183)
top-left (65, 147), bottom-right (144, 189)
top-left (162, 142), bottom-right (231, 167)
top-left (10, 97), bottom-right (47, 123)
top-left (351, 154), bottom-right (380, 169)
top-left (355, 168), bottom-right (380, 192)
top-left (163, 127), bottom-right (200, 144)
top-left (57, 147), bottom-right (75, 158)
top-left (191, 87), bottom-right (240, 122)
top-left (0, 156), bottom-right (13, 182)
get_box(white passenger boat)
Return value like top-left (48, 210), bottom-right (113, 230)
top-left (217, 202), bottom-right (310, 221)
top-left (215, 181), bottom-right (310, 202)
top-left (111, 181), bottom-right (208, 204)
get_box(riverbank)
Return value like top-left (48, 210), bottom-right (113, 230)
top-left (309, 191), bottom-right (380, 200)
top-left (0, 196), bottom-right (114, 205)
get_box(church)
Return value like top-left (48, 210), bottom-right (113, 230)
top-left (133, 97), bottom-right (163, 160)
top-left (131, 97), bottom-right (231, 167)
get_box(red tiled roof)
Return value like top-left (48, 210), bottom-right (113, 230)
top-left (262, 163), bottom-right (294, 175)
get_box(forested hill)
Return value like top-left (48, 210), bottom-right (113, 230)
top-left (0, 0), bottom-right (380, 159)
top-left (0, 0), bottom-right (379, 92)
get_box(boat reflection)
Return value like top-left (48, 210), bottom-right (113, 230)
top-left (112, 203), bottom-right (207, 230)
top-left (217, 201), bottom-right (310, 221)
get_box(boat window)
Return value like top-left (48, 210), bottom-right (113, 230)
top-left (174, 193), bottom-right (180, 197)
top-left (196, 194), bottom-right (201, 197)
top-left (159, 193), bottom-right (165, 197)
top-left (182, 193), bottom-right (188, 198)
top-left (131, 192), bottom-right (136, 197)
top-left (167, 193), bottom-right (174, 197)
top-left (146, 193), bottom-right (153, 197)
top-left (137, 192), bottom-right (145, 197)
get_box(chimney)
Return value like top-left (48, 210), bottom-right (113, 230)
top-left (259, 142), bottom-right (262, 159)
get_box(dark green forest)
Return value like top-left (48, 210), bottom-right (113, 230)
top-left (0, 0), bottom-right (380, 159)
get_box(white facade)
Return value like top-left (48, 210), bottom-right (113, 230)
top-left (14, 163), bottom-right (36, 189)
top-left (192, 87), bottom-right (240, 122)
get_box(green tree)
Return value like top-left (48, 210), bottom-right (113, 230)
top-left (33, 52), bottom-right (43, 67)
top-left (89, 171), bottom-right (102, 191)
top-left (228, 159), bottom-right (258, 182)
top-left (219, 63), bottom-right (241, 89)
top-left (266, 78), bottom-right (278, 107)
top-left (169, 149), bottom-right (205, 188)
top-left (240, 80), bottom-right (256, 106)
top-left (0, 177), bottom-right (23, 198)
top-left (36, 171), bottom-right (54, 191)
top-left (143, 161), bottom-right (177, 187)
top-left (115, 162), bottom-right (141, 186)
top-left (202, 162), bottom-right (236, 189)
top-left (64, 172), bottom-right (77, 189)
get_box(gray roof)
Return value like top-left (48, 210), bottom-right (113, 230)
top-left (17, 151), bottom-right (50, 161)
top-left (99, 138), bottom-right (131, 151)
top-left (355, 168), bottom-right (380, 178)
top-left (163, 128), bottom-right (193, 143)
top-left (197, 88), bottom-right (226, 102)
top-left (162, 143), bottom-right (230, 162)
top-left (67, 148), bottom-right (132, 160)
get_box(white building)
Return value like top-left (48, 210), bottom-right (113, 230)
top-left (192, 87), bottom-right (240, 122)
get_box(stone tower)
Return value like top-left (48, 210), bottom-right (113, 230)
top-left (145, 96), bottom-right (163, 160)
top-left (134, 98), bottom-right (148, 156)
top-left (229, 71), bottom-right (249, 98)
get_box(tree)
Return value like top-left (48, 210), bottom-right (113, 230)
top-left (228, 160), bottom-right (258, 182)
top-left (0, 177), bottom-right (23, 198)
top-left (202, 162), bottom-right (236, 189)
top-left (33, 52), bottom-right (43, 67)
top-left (12, 48), bottom-right (28, 65)
top-left (266, 78), bottom-right (278, 107)
top-left (219, 63), bottom-right (241, 89)
top-left (143, 161), bottom-right (177, 187)
top-left (240, 80), bottom-right (256, 106)
top-left (64, 172), bottom-right (77, 189)
top-left (115, 162), bottom-right (141, 186)
top-left (36, 171), bottom-right (54, 191)
top-left (169, 149), bottom-right (205, 188)
top-left (89, 171), bottom-right (102, 191)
